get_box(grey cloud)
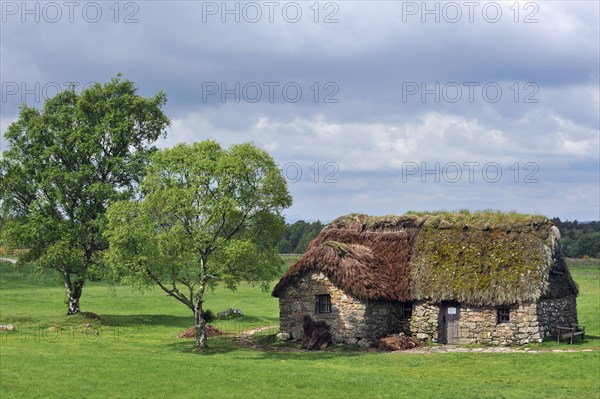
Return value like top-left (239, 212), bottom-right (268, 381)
top-left (1, 0), bottom-right (598, 220)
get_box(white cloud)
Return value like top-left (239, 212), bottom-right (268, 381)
top-left (167, 108), bottom-right (598, 169)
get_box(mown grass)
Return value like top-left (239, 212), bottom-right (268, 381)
top-left (559, 259), bottom-right (600, 348)
top-left (1, 259), bottom-right (599, 399)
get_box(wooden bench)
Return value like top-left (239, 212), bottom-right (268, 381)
top-left (556, 325), bottom-right (585, 344)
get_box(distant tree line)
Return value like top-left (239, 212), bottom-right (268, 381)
top-left (277, 220), bottom-right (325, 254)
top-left (551, 218), bottom-right (600, 258)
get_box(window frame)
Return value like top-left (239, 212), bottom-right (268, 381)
top-left (401, 302), bottom-right (413, 318)
top-left (315, 294), bottom-right (332, 314)
top-left (497, 307), bottom-right (510, 324)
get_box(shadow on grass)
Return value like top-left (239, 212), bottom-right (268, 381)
top-left (101, 314), bottom-right (193, 328)
top-left (516, 334), bottom-right (600, 351)
top-left (555, 334), bottom-right (599, 346)
top-left (100, 314), bottom-right (277, 331)
top-left (166, 336), bottom-right (365, 360)
top-left (166, 337), bottom-right (243, 355)
top-left (0, 315), bottom-right (38, 323)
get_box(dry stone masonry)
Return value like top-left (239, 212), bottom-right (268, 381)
top-left (281, 290), bottom-right (579, 346)
top-left (278, 272), bottom-right (407, 345)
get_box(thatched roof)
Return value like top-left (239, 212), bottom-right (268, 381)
top-left (272, 212), bottom-right (578, 306)
top-left (274, 229), bottom-right (411, 301)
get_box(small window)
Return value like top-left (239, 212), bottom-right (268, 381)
top-left (315, 294), bottom-right (332, 314)
top-left (497, 307), bottom-right (510, 324)
top-left (401, 302), bottom-right (413, 318)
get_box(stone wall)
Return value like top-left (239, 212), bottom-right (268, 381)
top-left (537, 295), bottom-right (578, 339)
top-left (409, 302), bottom-right (440, 341)
top-left (408, 301), bottom-right (551, 345)
top-left (279, 275), bottom-right (578, 346)
top-left (456, 303), bottom-right (541, 345)
top-left (278, 272), bottom-right (408, 345)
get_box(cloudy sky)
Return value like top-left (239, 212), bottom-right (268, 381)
top-left (1, 1), bottom-right (599, 221)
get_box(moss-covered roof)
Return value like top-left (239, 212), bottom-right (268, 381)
top-left (272, 211), bottom-right (578, 306)
top-left (330, 210), bottom-right (550, 231)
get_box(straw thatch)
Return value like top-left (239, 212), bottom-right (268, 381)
top-left (273, 228), bottom-right (411, 301)
top-left (273, 212), bottom-right (578, 306)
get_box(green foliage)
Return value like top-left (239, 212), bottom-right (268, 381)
top-left (551, 218), bottom-right (600, 258)
top-left (0, 75), bottom-right (170, 314)
top-left (277, 220), bottom-right (325, 253)
top-left (104, 140), bottom-right (292, 348)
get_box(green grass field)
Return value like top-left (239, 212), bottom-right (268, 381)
top-left (1, 258), bottom-right (599, 398)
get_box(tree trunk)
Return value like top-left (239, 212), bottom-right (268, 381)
top-left (64, 273), bottom-right (84, 315)
top-left (194, 299), bottom-right (207, 350)
top-left (193, 256), bottom-right (209, 350)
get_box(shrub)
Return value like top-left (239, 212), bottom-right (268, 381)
top-left (202, 309), bottom-right (216, 323)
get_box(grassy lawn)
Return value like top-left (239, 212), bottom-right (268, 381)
top-left (1, 259), bottom-right (599, 398)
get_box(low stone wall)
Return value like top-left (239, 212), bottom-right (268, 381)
top-left (537, 295), bottom-right (578, 339)
top-left (278, 272), bottom-right (406, 345)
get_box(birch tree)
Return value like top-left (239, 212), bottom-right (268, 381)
top-left (104, 141), bottom-right (291, 350)
top-left (0, 75), bottom-right (169, 314)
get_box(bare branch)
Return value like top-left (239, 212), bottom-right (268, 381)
top-left (145, 269), bottom-right (194, 310)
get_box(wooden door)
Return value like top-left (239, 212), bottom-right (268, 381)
top-left (440, 302), bottom-right (460, 344)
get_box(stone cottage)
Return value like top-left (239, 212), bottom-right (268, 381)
top-left (272, 212), bottom-right (579, 346)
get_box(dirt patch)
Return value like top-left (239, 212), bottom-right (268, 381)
top-left (177, 325), bottom-right (228, 339)
top-left (378, 335), bottom-right (424, 351)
